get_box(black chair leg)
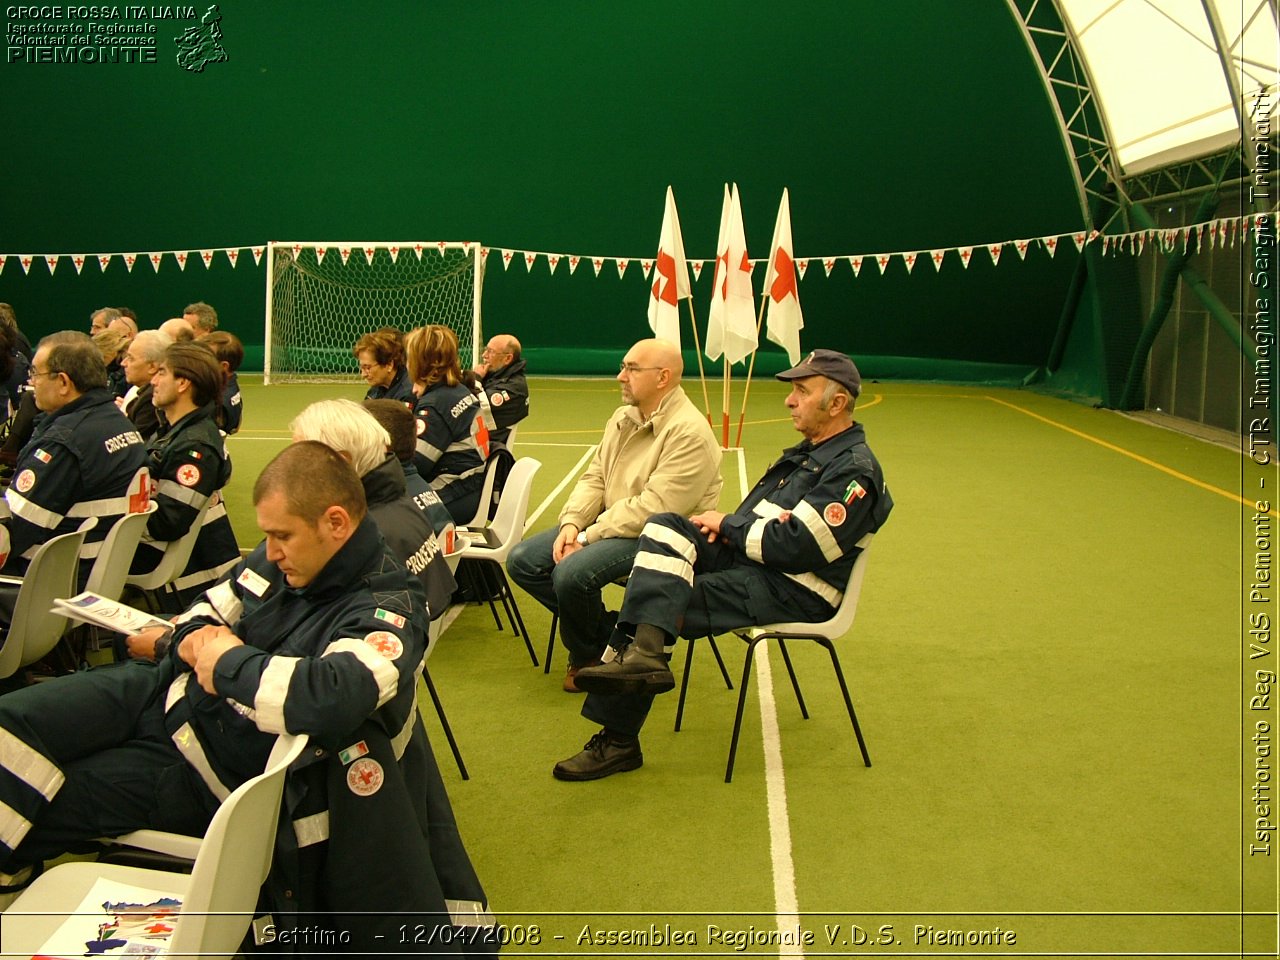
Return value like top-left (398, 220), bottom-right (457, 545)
top-left (496, 567), bottom-right (538, 666)
top-left (820, 639), bottom-right (871, 767)
top-left (674, 637), bottom-right (699, 732)
top-left (708, 637), bottom-right (733, 690)
top-left (423, 668), bottom-right (469, 780)
top-left (725, 638), bottom-right (761, 783)
top-left (544, 613), bottom-right (558, 674)
top-left (777, 640), bottom-right (809, 719)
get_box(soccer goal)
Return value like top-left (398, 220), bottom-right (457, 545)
top-left (263, 240), bottom-right (484, 384)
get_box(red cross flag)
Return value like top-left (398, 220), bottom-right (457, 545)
top-left (705, 183), bottom-right (757, 365)
top-left (762, 188), bottom-right (804, 365)
top-left (646, 186), bottom-right (691, 348)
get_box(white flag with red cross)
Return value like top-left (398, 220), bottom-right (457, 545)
top-left (646, 186), bottom-right (692, 348)
top-left (705, 183), bottom-right (757, 364)
top-left (762, 188), bottom-right (804, 365)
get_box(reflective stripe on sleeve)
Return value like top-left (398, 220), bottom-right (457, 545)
top-left (4, 491), bottom-right (64, 531)
top-left (792, 500), bottom-right (844, 563)
top-left (782, 571), bottom-right (844, 609)
top-left (205, 581), bottom-right (243, 626)
top-left (172, 556), bottom-right (240, 594)
top-left (745, 517), bottom-right (769, 562)
top-left (416, 439), bottom-right (445, 462)
top-left (156, 479), bottom-right (210, 509)
top-left (321, 639), bottom-right (400, 707)
top-left (251, 656), bottom-right (301, 734)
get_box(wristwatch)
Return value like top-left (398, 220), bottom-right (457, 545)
top-left (576, 530), bottom-right (588, 546)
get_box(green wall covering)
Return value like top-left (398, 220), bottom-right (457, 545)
top-left (1, 1), bottom-right (1084, 377)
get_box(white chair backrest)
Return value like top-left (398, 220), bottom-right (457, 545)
top-left (126, 497), bottom-right (213, 592)
top-left (85, 501), bottom-right (158, 600)
top-left (484, 457), bottom-right (541, 554)
top-left (753, 537), bottom-right (874, 636)
top-left (463, 456), bottom-right (504, 529)
top-left (167, 733), bottom-right (308, 956)
top-left (504, 423), bottom-right (518, 454)
top-left (0, 519), bottom-right (95, 678)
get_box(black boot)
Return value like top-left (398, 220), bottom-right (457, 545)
top-left (552, 729), bottom-right (643, 781)
top-left (573, 623), bottom-right (675, 696)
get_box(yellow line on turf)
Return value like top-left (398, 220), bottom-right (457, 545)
top-left (986, 395), bottom-right (1276, 516)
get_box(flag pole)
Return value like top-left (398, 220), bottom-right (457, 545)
top-left (734, 295), bottom-right (768, 447)
top-left (683, 293), bottom-right (714, 426)
top-left (722, 357), bottom-right (731, 448)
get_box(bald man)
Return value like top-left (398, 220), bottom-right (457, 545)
top-left (473, 333), bottom-right (529, 448)
top-left (508, 338), bottom-right (722, 692)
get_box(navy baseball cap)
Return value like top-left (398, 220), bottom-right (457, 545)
top-left (775, 349), bottom-right (862, 397)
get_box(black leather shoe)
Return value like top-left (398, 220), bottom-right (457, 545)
top-left (572, 654), bottom-right (675, 696)
top-left (552, 730), bottom-right (643, 781)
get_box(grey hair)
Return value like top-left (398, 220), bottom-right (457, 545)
top-left (290, 398), bottom-right (392, 478)
top-left (132, 329), bottom-right (173, 364)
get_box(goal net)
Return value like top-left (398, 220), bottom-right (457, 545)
top-left (264, 240), bottom-right (484, 384)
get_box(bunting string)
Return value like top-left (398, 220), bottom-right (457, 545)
top-left (0, 212), bottom-right (1271, 279)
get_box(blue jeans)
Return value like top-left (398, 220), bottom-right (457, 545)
top-left (506, 528), bottom-right (638, 667)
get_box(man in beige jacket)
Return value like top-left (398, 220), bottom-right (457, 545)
top-left (508, 338), bottom-right (722, 691)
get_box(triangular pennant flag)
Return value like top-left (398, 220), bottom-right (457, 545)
top-left (1089, 229), bottom-right (1101, 244)
top-left (387, 246), bottom-right (399, 264)
top-left (97, 254), bottom-right (112, 272)
top-left (124, 253), bottom-right (138, 272)
top-left (1227, 218), bottom-right (1237, 247)
top-left (252, 247), bottom-right (264, 266)
top-left (148, 253), bottom-right (163, 272)
top-left (1073, 232), bottom-right (1086, 253)
top-left (339, 247), bottom-right (352, 266)
top-left (849, 255), bottom-right (864, 277)
top-left (988, 243), bottom-right (1003, 266)
top-left (1181, 227), bottom-right (1191, 254)
top-left (462, 241), bottom-right (472, 256)
top-left (71, 254), bottom-right (86, 275)
top-left (0, 255), bottom-right (5, 276)
top-left (929, 249), bottom-right (946, 271)
top-left (363, 246), bottom-right (376, 266)
top-left (1135, 233), bottom-right (1145, 256)
top-left (616, 258), bottom-right (629, 279)
top-left (175, 251), bottom-right (189, 270)
top-left (225, 248), bottom-right (239, 268)
top-left (19, 256), bottom-right (33, 275)
top-left (413, 243), bottom-right (425, 260)
top-left (958, 246), bottom-right (974, 268)
top-left (1043, 236), bottom-right (1058, 258)
top-left (592, 257), bottom-right (604, 277)
top-left (1102, 235), bottom-right (1113, 255)
top-left (1014, 239), bottom-right (1030, 260)
top-left (524, 251), bottom-right (537, 272)
top-left (500, 249), bottom-right (514, 270)
top-left (641, 259), bottom-right (654, 280)
top-left (690, 259), bottom-right (704, 280)
top-left (479, 247), bottom-right (491, 268)
top-left (875, 254), bottom-right (891, 274)
top-left (795, 258), bottom-right (810, 279)
top-left (822, 258), bottom-right (836, 277)
top-left (547, 254), bottom-right (560, 275)
top-left (293, 244), bottom-right (302, 260)
top-left (901, 251), bottom-right (918, 274)
top-left (45, 255), bottom-right (60, 275)
top-left (438, 241), bottom-right (449, 257)
top-left (568, 255), bottom-right (580, 274)
top-left (200, 249), bottom-right (214, 268)
top-left (315, 246), bottom-right (327, 265)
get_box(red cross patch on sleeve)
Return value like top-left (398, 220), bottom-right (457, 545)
top-left (176, 464), bottom-right (202, 487)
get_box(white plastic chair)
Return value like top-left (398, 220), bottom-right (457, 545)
top-left (460, 457), bottom-right (541, 664)
top-left (503, 423), bottom-right (518, 455)
top-left (126, 498), bottom-right (213, 601)
top-left (85, 502), bottom-right (159, 601)
top-left (462, 455), bottom-right (504, 530)
top-left (3, 733), bottom-right (309, 959)
top-left (0, 519), bottom-right (95, 680)
top-left (675, 540), bottom-right (877, 782)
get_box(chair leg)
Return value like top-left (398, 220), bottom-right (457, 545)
top-left (674, 637), bottom-right (699, 732)
top-left (777, 640), bottom-right (809, 720)
top-left (726, 638), bottom-right (762, 783)
top-left (820, 639), bottom-right (871, 767)
top-left (708, 636), bottom-right (733, 690)
top-left (423, 668), bottom-right (469, 781)
top-left (543, 613), bottom-right (558, 675)
top-left (496, 567), bottom-right (539, 667)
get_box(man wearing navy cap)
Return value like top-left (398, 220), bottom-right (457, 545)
top-left (558, 349), bottom-right (894, 781)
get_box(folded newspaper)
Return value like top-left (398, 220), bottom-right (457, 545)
top-left (51, 592), bottom-right (173, 637)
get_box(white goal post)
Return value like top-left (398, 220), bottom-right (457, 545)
top-left (263, 240), bottom-right (484, 384)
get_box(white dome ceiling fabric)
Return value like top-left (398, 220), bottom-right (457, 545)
top-left (1057, 0), bottom-right (1277, 173)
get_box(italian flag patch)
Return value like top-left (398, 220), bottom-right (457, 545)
top-left (374, 608), bottom-right (406, 629)
top-left (844, 480), bottom-right (867, 503)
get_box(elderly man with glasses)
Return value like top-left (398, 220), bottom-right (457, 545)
top-left (472, 333), bottom-right (529, 449)
top-left (507, 338), bottom-right (722, 693)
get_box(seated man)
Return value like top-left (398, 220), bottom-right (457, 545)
top-left (291, 399), bottom-right (456, 620)
top-left (560, 350), bottom-right (894, 780)
top-left (507, 338), bottom-right (722, 691)
top-left (363, 398), bottom-right (456, 538)
top-left (198, 330), bottom-right (244, 435)
top-left (1, 442), bottom-right (490, 945)
top-left (119, 329), bottom-right (172, 442)
top-left (3, 331), bottom-right (148, 585)
top-left (473, 333), bottom-right (529, 448)
top-left (131, 342), bottom-right (241, 609)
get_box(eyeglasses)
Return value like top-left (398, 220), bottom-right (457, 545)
top-left (358, 362), bottom-right (382, 373)
top-left (27, 366), bottom-right (59, 381)
top-left (619, 363), bottom-right (663, 375)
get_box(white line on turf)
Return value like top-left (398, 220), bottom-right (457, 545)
top-left (736, 448), bottom-right (802, 956)
top-left (523, 445), bottom-right (598, 534)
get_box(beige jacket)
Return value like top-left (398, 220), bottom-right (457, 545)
top-left (559, 386), bottom-right (722, 543)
